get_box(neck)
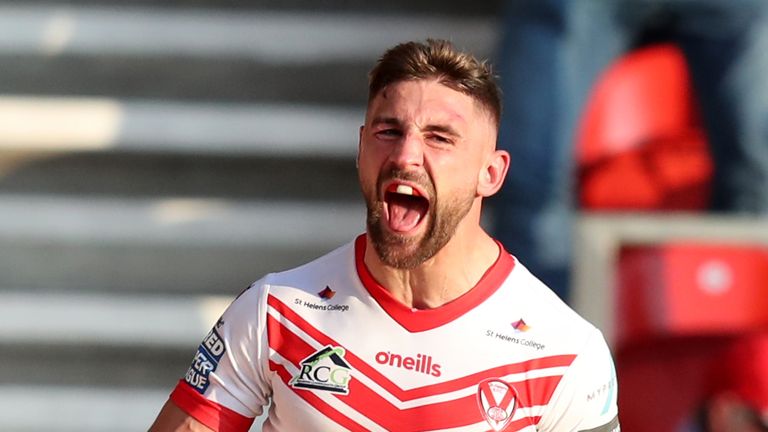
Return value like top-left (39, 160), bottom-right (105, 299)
top-left (363, 225), bottom-right (500, 309)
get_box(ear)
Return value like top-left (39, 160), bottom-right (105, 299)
top-left (477, 149), bottom-right (510, 197)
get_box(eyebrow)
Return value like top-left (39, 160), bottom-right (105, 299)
top-left (370, 116), bottom-right (401, 128)
top-left (423, 124), bottom-right (460, 137)
top-left (370, 116), bottom-right (461, 137)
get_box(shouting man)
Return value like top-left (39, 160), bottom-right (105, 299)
top-left (149, 39), bottom-right (620, 432)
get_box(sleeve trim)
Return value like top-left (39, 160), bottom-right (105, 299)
top-left (169, 380), bottom-right (254, 432)
top-left (578, 414), bottom-right (620, 432)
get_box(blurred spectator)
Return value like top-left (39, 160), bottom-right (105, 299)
top-left (680, 332), bottom-right (768, 432)
top-left (492, 0), bottom-right (768, 299)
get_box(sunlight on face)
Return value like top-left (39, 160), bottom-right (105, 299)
top-left (358, 79), bottom-right (497, 268)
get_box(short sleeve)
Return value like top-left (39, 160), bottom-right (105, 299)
top-left (169, 281), bottom-right (272, 432)
top-left (537, 330), bottom-right (620, 432)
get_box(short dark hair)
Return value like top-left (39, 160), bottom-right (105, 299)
top-left (367, 39), bottom-right (501, 126)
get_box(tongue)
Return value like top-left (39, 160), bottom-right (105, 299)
top-left (388, 197), bottom-right (423, 232)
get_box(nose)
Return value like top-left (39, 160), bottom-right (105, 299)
top-left (388, 131), bottom-right (424, 168)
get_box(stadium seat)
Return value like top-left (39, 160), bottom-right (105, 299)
top-left (615, 243), bottom-right (768, 431)
top-left (617, 243), bottom-right (768, 346)
top-left (575, 43), bottom-right (713, 211)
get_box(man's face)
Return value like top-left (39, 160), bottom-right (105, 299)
top-left (357, 79), bottom-right (497, 269)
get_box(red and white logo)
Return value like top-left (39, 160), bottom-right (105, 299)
top-left (476, 378), bottom-right (518, 431)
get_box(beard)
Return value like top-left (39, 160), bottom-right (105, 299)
top-left (363, 167), bottom-right (475, 269)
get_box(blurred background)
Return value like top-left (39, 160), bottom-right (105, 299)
top-left (0, 1), bottom-right (767, 431)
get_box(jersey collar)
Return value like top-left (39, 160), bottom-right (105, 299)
top-left (354, 234), bottom-right (515, 332)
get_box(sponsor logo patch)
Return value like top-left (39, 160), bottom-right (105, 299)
top-left (293, 296), bottom-right (349, 312)
top-left (290, 345), bottom-right (352, 395)
top-left (318, 286), bottom-right (336, 299)
top-left (511, 318), bottom-right (530, 333)
top-left (485, 328), bottom-right (546, 351)
top-left (586, 362), bottom-right (617, 415)
top-left (477, 378), bottom-right (518, 431)
top-left (184, 319), bottom-right (226, 394)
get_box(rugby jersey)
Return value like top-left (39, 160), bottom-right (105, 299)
top-left (169, 235), bottom-right (619, 431)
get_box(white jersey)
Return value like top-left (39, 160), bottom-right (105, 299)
top-left (170, 235), bottom-right (619, 432)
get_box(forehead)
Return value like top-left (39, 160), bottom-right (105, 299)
top-left (366, 79), bottom-right (491, 127)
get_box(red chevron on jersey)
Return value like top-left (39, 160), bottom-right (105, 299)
top-left (271, 359), bottom-right (544, 432)
top-left (267, 294), bottom-right (574, 404)
top-left (271, 362), bottom-right (370, 431)
top-left (266, 297), bottom-right (573, 429)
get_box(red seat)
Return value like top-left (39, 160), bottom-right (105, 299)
top-left (618, 243), bottom-right (768, 346)
top-left (615, 243), bottom-right (768, 431)
top-left (576, 44), bottom-right (713, 210)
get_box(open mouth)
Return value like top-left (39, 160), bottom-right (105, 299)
top-left (383, 183), bottom-right (430, 233)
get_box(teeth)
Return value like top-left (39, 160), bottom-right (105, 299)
top-left (396, 185), bottom-right (414, 195)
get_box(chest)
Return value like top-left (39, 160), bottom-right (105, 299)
top-left (263, 291), bottom-right (569, 432)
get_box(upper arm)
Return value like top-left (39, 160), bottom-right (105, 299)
top-left (148, 400), bottom-right (214, 432)
top-left (153, 281), bottom-right (271, 432)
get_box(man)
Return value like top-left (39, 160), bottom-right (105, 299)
top-left (149, 39), bottom-right (620, 432)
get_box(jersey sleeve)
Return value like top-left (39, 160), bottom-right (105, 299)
top-left (169, 281), bottom-right (272, 432)
top-left (536, 329), bottom-right (620, 432)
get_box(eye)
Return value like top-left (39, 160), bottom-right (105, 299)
top-left (427, 133), bottom-right (453, 145)
top-left (375, 128), bottom-right (402, 139)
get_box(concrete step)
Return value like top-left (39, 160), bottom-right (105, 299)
top-left (0, 290), bottom-right (225, 385)
top-left (0, 386), bottom-right (172, 432)
top-left (0, 0), bottom-right (502, 17)
top-left (0, 290), bottom-right (228, 348)
top-left (0, 54), bottom-right (372, 105)
top-left (0, 194), bottom-right (365, 293)
top-left (0, 152), bottom-right (360, 200)
top-left (0, 95), bottom-right (362, 199)
top-left (0, 293), bottom-right (264, 431)
top-left (0, 5), bottom-right (498, 103)
top-left (0, 291), bottom-right (267, 431)
top-left (0, 96), bottom-right (362, 157)
top-left (0, 5), bottom-right (498, 61)
top-left (0, 385), bottom-right (266, 431)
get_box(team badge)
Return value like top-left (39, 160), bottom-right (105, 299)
top-left (476, 378), bottom-right (518, 431)
top-left (290, 345), bottom-right (352, 394)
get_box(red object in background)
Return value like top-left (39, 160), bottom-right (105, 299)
top-left (576, 44), bottom-right (713, 211)
top-left (617, 243), bottom-right (768, 346)
top-left (709, 332), bottom-right (768, 417)
top-left (615, 243), bottom-right (768, 431)
top-left (617, 335), bottom-right (736, 432)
